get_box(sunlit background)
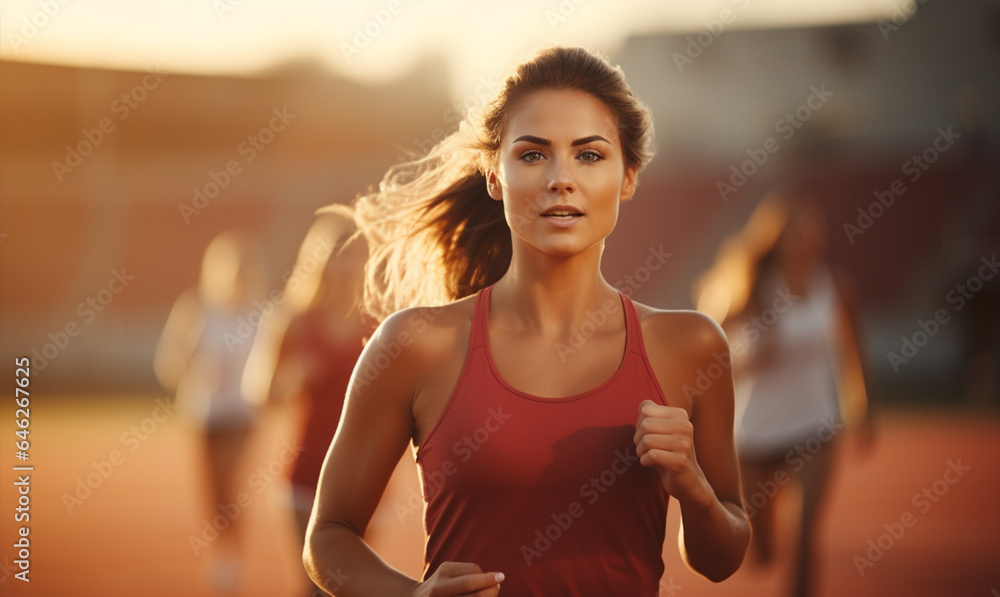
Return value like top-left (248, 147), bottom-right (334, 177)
top-left (1, 1), bottom-right (998, 596)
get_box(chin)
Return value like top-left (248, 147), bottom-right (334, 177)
top-left (539, 238), bottom-right (603, 259)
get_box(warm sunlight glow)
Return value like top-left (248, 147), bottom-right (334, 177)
top-left (1, 0), bottom-right (910, 100)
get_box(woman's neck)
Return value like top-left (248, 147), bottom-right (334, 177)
top-left (490, 241), bottom-right (620, 338)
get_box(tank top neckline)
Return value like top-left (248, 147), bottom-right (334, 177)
top-left (476, 283), bottom-right (639, 403)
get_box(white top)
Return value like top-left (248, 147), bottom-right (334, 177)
top-left (175, 302), bottom-right (258, 429)
top-left (733, 267), bottom-right (842, 459)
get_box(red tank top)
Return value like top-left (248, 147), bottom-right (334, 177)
top-left (289, 310), bottom-right (365, 491)
top-left (416, 284), bottom-right (671, 596)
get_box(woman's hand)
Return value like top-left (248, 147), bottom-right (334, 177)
top-left (634, 400), bottom-right (716, 509)
top-left (412, 562), bottom-right (504, 597)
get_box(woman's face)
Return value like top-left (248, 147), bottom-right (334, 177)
top-left (778, 202), bottom-right (825, 273)
top-left (487, 89), bottom-right (637, 259)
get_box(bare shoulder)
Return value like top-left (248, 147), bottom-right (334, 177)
top-left (370, 295), bottom-right (476, 361)
top-left (630, 300), bottom-right (732, 413)
top-left (632, 300), bottom-right (729, 357)
top-left (357, 294), bottom-right (477, 395)
top-left (361, 295), bottom-right (478, 444)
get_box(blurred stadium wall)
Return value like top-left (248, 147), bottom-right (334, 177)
top-left (1, 2), bottom-right (997, 402)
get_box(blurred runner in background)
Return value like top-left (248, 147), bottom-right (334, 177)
top-left (243, 207), bottom-right (367, 596)
top-left (694, 188), bottom-right (874, 597)
top-left (154, 229), bottom-right (268, 595)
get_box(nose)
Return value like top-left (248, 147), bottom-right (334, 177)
top-left (548, 161), bottom-right (575, 194)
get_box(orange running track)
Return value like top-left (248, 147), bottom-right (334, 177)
top-left (1, 395), bottom-right (998, 596)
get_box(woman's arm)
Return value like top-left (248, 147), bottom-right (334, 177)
top-left (831, 268), bottom-right (875, 445)
top-left (635, 311), bottom-right (750, 582)
top-left (242, 308), bottom-right (303, 408)
top-left (303, 310), bottom-right (423, 596)
top-left (303, 309), bottom-right (503, 597)
top-left (153, 288), bottom-right (201, 393)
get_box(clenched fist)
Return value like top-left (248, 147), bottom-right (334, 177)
top-left (634, 400), bottom-right (715, 509)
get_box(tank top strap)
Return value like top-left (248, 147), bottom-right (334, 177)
top-left (469, 284), bottom-right (493, 351)
top-left (618, 290), bottom-right (644, 357)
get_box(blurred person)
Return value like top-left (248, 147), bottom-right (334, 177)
top-left (153, 229), bottom-right (268, 595)
top-left (303, 46), bottom-right (750, 597)
top-left (693, 188), bottom-right (874, 597)
top-left (242, 208), bottom-right (367, 597)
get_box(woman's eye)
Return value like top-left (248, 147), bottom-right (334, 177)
top-left (578, 150), bottom-right (605, 162)
top-left (518, 149), bottom-right (545, 163)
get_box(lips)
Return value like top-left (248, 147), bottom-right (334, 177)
top-left (540, 204), bottom-right (584, 218)
top-left (540, 204), bottom-right (584, 228)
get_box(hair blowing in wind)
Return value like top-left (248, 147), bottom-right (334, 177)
top-left (343, 46), bottom-right (656, 322)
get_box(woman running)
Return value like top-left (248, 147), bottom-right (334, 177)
top-left (242, 210), bottom-right (368, 596)
top-left (304, 46), bottom-right (750, 596)
top-left (154, 229), bottom-right (267, 595)
top-left (694, 189), bottom-right (873, 597)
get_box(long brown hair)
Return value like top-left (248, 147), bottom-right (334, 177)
top-left (343, 46), bottom-right (656, 322)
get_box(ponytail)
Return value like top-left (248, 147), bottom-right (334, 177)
top-left (346, 117), bottom-right (507, 322)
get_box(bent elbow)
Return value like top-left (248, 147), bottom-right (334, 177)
top-left (302, 530), bottom-right (321, 585)
top-left (687, 537), bottom-right (748, 583)
top-left (303, 520), bottom-right (335, 586)
top-left (303, 520), bottom-right (363, 591)
top-left (691, 552), bottom-right (744, 583)
top-left (703, 564), bottom-right (739, 583)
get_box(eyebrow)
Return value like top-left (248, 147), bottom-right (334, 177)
top-left (512, 135), bottom-right (611, 146)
